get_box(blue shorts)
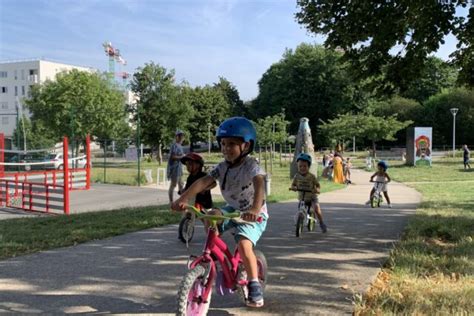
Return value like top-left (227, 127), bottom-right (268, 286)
top-left (219, 205), bottom-right (267, 247)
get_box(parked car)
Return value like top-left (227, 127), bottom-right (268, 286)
top-left (43, 153), bottom-right (88, 170)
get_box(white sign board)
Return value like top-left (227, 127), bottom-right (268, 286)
top-left (125, 147), bottom-right (138, 161)
top-left (414, 127), bottom-right (432, 166)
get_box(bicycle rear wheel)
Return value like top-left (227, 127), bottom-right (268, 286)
top-left (176, 265), bottom-right (212, 316)
top-left (178, 215), bottom-right (195, 243)
top-left (296, 213), bottom-right (304, 237)
top-left (370, 197), bottom-right (376, 208)
top-left (238, 249), bottom-right (268, 304)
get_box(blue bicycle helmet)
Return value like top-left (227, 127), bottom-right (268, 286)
top-left (296, 153), bottom-right (312, 167)
top-left (377, 160), bottom-right (388, 171)
top-left (216, 117), bottom-right (257, 153)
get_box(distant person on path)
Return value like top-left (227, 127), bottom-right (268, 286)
top-left (344, 157), bottom-right (352, 184)
top-left (167, 130), bottom-right (185, 204)
top-left (463, 145), bottom-right (471, 170)
top-left (180, 152), bottom-right (213, 209)
top-left (332, 153), bottom-right (345, 184)
top-left (366, 161), bottom-right (392, 208)
top-left (290, 153), bottom-right (327, 233)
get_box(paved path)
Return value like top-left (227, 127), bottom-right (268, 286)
top-left (0, 169), bottom-right (421, 315)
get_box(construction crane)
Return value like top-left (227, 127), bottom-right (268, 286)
top-left (102, 41), bottom-right (128, 87)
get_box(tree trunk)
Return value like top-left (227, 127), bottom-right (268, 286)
top-left (372, 140), bottom-right (377, 158)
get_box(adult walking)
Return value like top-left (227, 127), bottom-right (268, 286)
top-left (167, 130), bottom-right (185, 204)
top-left (463, 144), bottom-right (471, 170)
top-left (332, 152), bottom-right (345, 184)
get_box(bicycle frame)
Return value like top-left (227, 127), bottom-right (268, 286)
top-left (187, 207), bottom-right (245, 301)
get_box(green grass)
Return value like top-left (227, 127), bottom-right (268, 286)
top-left (0, 206), bottom-right (181, 259)
top-left (355, 158), bottom-right (474, 315)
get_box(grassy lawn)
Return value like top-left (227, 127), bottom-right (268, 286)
top-left (0, 154), bottom-right (344, 259)
top-left (355, 158), bottom-right (474, 315)
top-left (0, 206), bottom-right (181, 260)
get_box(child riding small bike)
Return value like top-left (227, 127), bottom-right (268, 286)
top-left (290, 153), bottom-right (327, 233)
top-left (172, 116), bottom-right (268, 308)
top-left (367, 160), bottom-right (392, 208)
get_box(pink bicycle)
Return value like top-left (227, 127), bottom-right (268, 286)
top-left (176, 205), bottom-right (268, 315)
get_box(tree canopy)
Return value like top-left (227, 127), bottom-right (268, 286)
top-left (25, 69), bottom-right (128, 143)
top-left (250, 43), bottom-right (360, 139)
top-left (319, 112), bottom-right (412, 153)
top-left (296, 1), bottom-right (474, 91)
top-left (130, 62), bottom-right (193, 151)
top-left (213, 77), bottom-right (247, 117)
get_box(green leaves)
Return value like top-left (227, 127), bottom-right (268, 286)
top-left (25, 70), bottom-right (128, 142)
top-left (296, 0), bottom-right (473, 91)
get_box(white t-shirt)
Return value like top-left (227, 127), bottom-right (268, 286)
top-left (209, 156), bottom-right (268, 216)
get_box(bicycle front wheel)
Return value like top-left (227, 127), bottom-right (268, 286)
top-left (296, 213), bottom-right (304, 237)
top-left (307, 210), bottom-right (316, 232)
top-left (178, 216), bottom-right (195, 243)
top-left (176, 265), bottom-right (212, 316)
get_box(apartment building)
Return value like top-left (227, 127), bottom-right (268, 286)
top-left (0, 59), bottom-right (94, 143)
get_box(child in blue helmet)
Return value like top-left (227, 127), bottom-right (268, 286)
top-left (290, 153), bottom-right (327, 232)
top-left (367, 160), bottom-right (392, 208)
top-left (171, 117), bottom-right (267, 308)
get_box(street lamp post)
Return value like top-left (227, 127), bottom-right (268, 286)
top-left (450, 108), bottom-right (459, 158)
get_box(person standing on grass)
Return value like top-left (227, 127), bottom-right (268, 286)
top-left (463, 144), bottom-right (471, 170)
top-left (167, 130), bottom-right (185, 204)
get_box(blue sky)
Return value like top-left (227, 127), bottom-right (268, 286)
top-left (0, 0), bottom-right (465, 100)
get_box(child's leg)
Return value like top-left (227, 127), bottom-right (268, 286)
top-left (238, 238), bottom-right (258, 280)
top-left (312, 201), bottom-right (323, 223)
top-left (369, 188), bottom-right (375, 200)
top-left (383, 191), bottom-right (391, 204)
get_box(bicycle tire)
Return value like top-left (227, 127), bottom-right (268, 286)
top-left (370, 197), bottom-right (376, 208)
top-left (307, 210), bottom-right (315, 232)
top-left (296, 213), bottom-right (304, 237)
top-left (176, 264), bottom-right (212, 316)
top-left (237, 249), bottom-right (268, 304)
top-left (178, 216), bottom-right (194, 243)
top-left (377, 197), bottom-right (381, 207)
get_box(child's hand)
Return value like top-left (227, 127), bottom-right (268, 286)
top-left (171, 197), bottom-right (188, 212)
top-left (242, 210), bottom-right (259, 222)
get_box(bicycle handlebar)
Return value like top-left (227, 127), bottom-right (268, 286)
top-left (289, 188), bottom-right (314, 193)
top-left (186, 205), bottom-right (263, 223)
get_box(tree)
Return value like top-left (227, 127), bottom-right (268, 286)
top-left (130, 62), bottom-right (193, 162)
top-left (12, 116), bottom-right (56, 150)
top-left (319, 112), bottom-right (412, 155)
top-left (213, 77), bottom-right (247, 116)
top-left (296, 1), bottom-right (473, 90)
top-left (400, 57), bottom-right (458, 103)
top-left (25, 69), bottom-right (128, 147)
top-left (187, 85), bottom-right (230, 150)
top-left (251, 43), bottom-right (360, 142)
top-left (421, 87), bottom-right (474, 145)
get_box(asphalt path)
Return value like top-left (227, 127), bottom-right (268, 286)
top-left (0, 169), bottom-right (421, 315)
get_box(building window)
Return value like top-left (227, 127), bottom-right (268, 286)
top-left (21, 69), bottom-right (25, 80)
top-left (1, 102), bottom-right (7, 109)
top-left (1, 86), bottom-right (7, 93)
top-left (29, 69), bottom-right (38, 75)
top-left (2, 117), bottom-right (9, 125)
top-left (21, 86), bottom-right (25, 96)
top-left (0, 71), bottom-right (7, 78)
top-left (14, 86), bottom-right (18, 96)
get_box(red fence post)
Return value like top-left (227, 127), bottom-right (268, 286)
top-left (0, 133), bottom-right (4, 178)
top-left (86, 134), bottom-right (91, 190)
top-left (63, 136), bottom-right (70, 215)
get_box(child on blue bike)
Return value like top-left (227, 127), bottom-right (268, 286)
top-left (171, 117), bottom-right (268, 308)
top-left (290, 153), bottom-right (327, 233)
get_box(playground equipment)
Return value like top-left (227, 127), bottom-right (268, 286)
top-left (0, 134), bottom-right (91, 215)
